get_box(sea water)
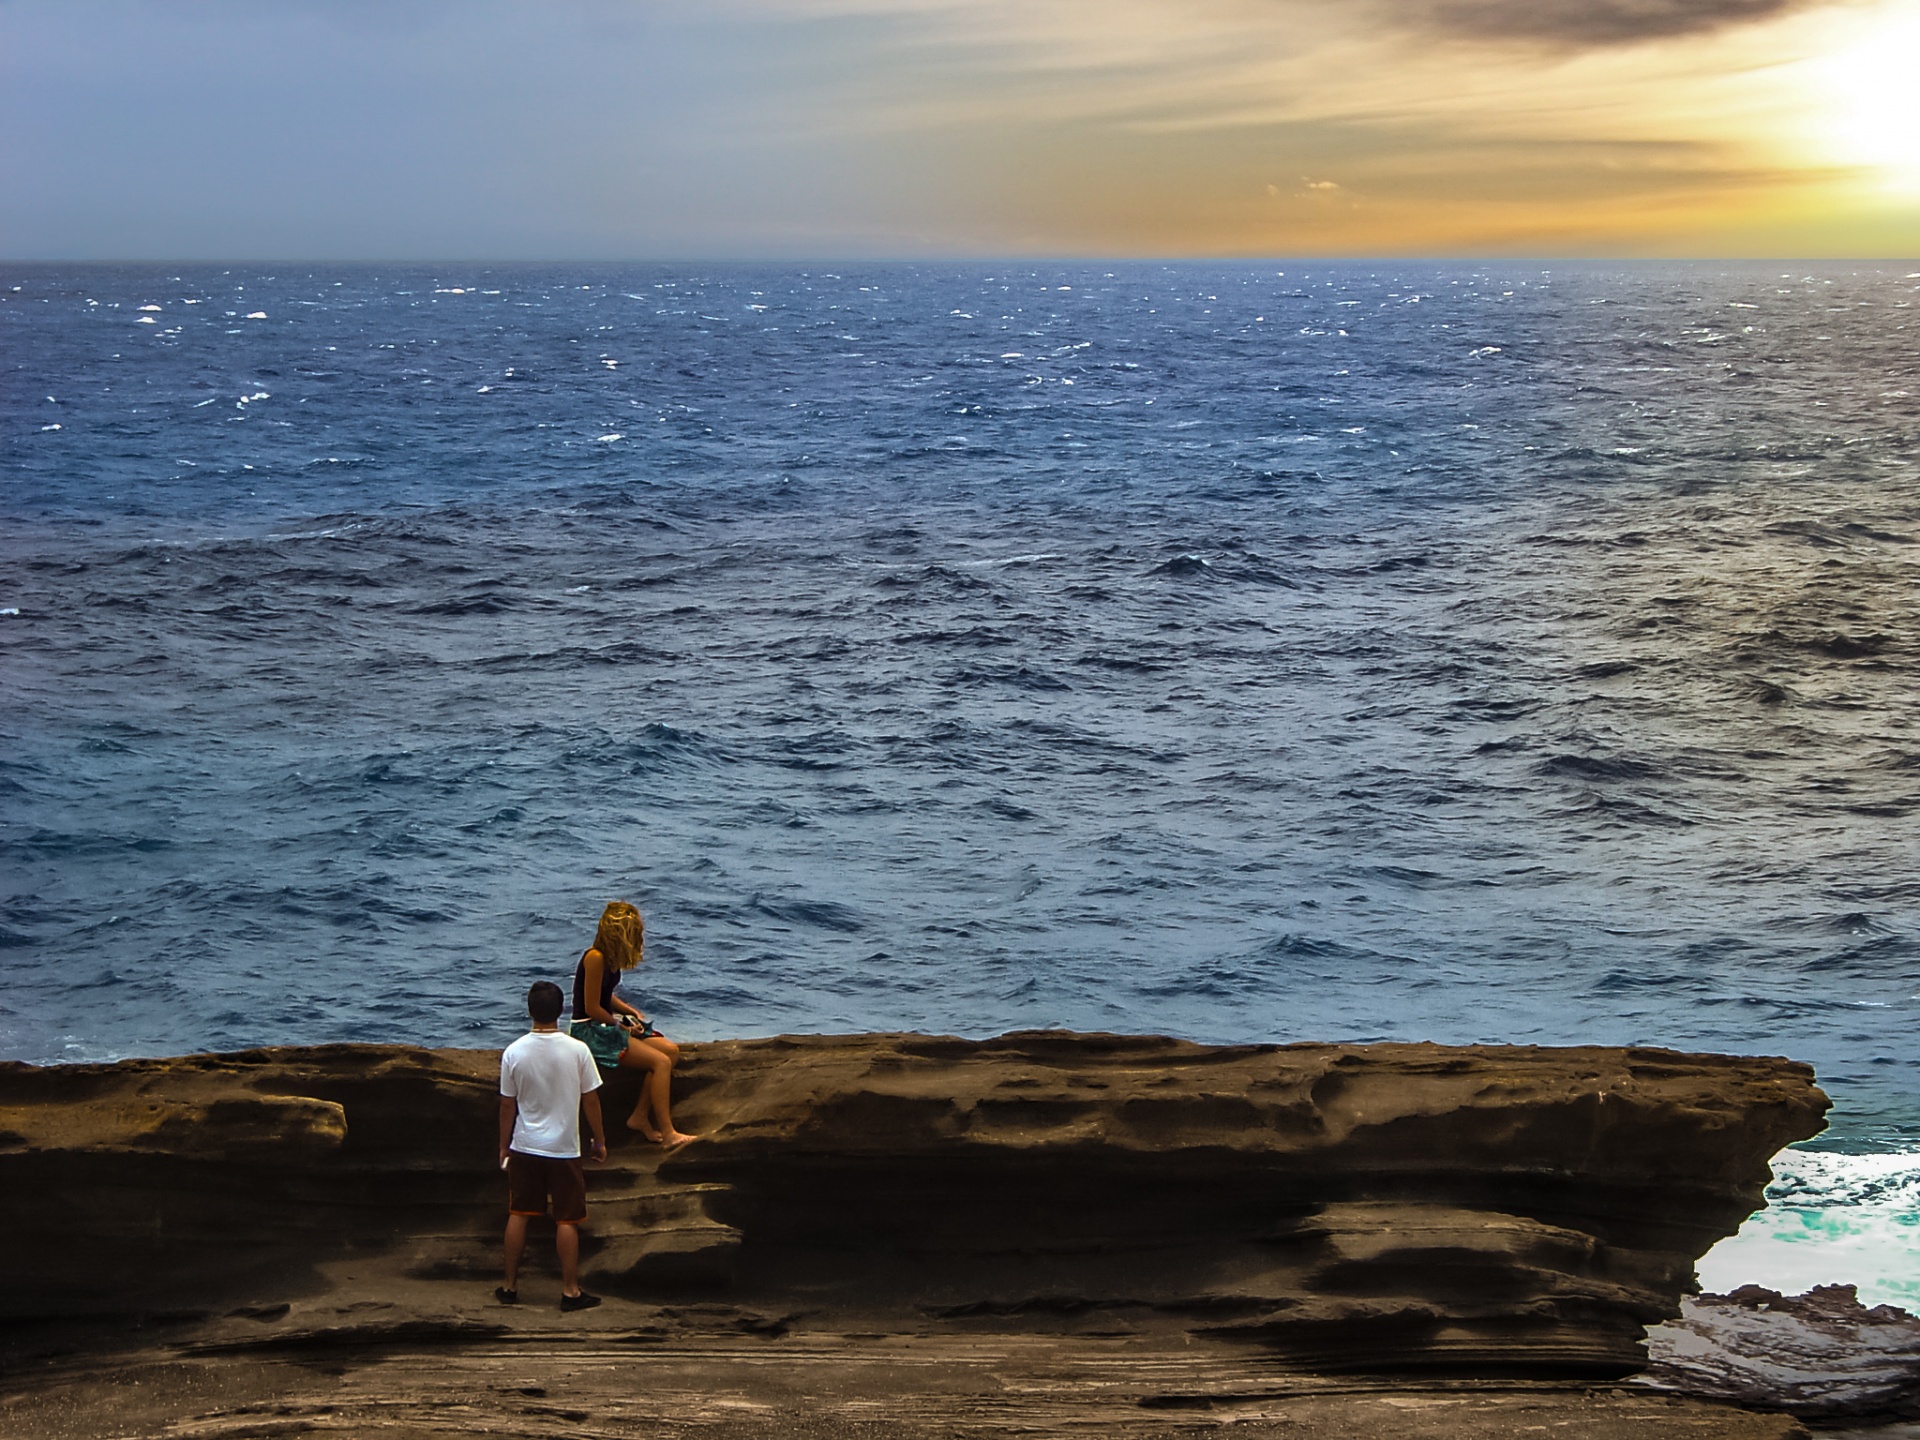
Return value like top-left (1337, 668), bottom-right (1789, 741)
top-left (4, 262), bottom-right (1917, 1294)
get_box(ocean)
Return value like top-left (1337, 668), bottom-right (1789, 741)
top-left (4, 261), bottom-right (1918, 1298)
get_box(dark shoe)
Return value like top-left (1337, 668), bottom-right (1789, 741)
top-left (559, 1291), bottom-right (601, 1312)
top-left (494, 1286), bottom-right (518, 1305)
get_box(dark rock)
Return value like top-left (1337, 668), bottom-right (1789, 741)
top-left (1643, 1284), bottom-right (1920, 1420)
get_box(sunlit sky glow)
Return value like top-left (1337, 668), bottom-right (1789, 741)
top-left (2, 0), bottom-right (1917, 257)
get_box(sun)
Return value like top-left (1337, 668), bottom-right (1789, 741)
top-left (1800, 3), bottom-right (1920, 194)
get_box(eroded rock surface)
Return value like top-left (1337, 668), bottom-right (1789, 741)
top-left (1644, 1285), bottom-right (1920, 1421)
top-left (0, 1032), bottom-right (1826, 1380)
top-left (0, 1329), bottom-right (1819, 1440)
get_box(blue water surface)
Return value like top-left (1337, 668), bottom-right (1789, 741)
top-left (3, 261), bottom-right (1917, 1143)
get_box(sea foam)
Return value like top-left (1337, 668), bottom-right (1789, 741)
top-left (1698, 1149), bottom-right (1920, 1310)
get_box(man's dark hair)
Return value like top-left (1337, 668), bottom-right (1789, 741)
top-left (527, 981), bottom-right (564, 1025)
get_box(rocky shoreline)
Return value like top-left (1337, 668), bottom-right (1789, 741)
top-left (1643, 1285), bottom-right (1920, 1424)
top-left (3, 1031), bottom-right (1897, 1438)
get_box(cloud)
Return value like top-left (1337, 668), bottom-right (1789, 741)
top-left (1405, 0), bottom-right (1836, 47)
top-left (1, 0), bottom-right (1903, 258)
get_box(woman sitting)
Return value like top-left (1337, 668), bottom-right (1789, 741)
top-left (569, 901), bottom-right (696, 1147)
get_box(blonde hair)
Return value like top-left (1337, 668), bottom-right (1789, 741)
top-left (594, 901), bottom-right (645, 972)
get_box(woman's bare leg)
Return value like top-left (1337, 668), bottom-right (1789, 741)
top-left (617, 1040), bottom-right (671, 1140)
top-left (643, 1033), bottom-right (680, 1062)
top-left (638, 1034), bottom-right (695, 1145)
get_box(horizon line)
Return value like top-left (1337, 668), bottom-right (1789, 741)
top-left (6, 254), bottom-right (1919, 267)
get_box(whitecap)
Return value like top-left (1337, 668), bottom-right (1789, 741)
top-left (135, 317), bottom-right (157, 325)
top-left (477, 385), bottom-right (494, 393)
top-left (138, 304), bottom-right (163, 312)
top-left (40, 424), bottom-right (60, 432)
top-left (597, 433), bottom-right (623, 442)
top-left (244, 311), bottom-right (267, 319)
top-left (0, 608), bottom-right (18, 616)
top-left (1698, 1149), bottom-right (1920, 1309)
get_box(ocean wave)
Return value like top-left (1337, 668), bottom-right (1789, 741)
top-left (406, 590), bottom-right (523, 616)
top-left (1536, 752), bottom-right (1664, 782)
top-left (1699, 1149), bottom-right (1920, 1309)
top-left (748, 896), bottom-right (866, 933)
top-left (949, 664), bottom-right (1072, 692)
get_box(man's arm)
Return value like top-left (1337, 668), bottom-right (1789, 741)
top-left (498, 1096), bottom-right (518, 1166)
top-left (581, 1092), bottom-right (608, 1162)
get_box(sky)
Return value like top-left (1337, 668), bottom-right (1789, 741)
top-left (2, 0), bottom-right (1918, 258)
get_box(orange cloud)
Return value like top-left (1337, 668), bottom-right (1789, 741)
top-left (745, 0), bottom-right (1920, 254)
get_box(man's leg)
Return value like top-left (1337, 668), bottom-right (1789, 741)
top-left (550, 1158), bottom-right (599, 1310)
top-left (556, 1221), bottom-right (580, 1297)
top-left (503, 1212), bottom-right (529, 1292)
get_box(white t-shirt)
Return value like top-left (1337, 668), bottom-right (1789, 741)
top-left (499, 1029), bottom-right (602, 1159)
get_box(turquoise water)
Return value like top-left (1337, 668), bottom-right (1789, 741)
top-left (1701, 1149), bottom-right (1920, 1307)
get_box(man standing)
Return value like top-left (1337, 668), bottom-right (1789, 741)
top-left (498, 980), bottom-right (608, 1311)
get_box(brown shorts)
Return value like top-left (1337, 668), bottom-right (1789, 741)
top-left (506, 1151), bottom-right (587, 1224)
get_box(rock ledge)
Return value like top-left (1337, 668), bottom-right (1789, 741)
top-left (0, 1032), bottom-right (1827, 1379)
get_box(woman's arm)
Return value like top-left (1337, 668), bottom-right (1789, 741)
top-left (580, 949), bottom-right (618, 1024)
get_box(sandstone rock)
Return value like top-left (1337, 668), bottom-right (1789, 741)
top-left (0, 1032), bottom-right (1826, 1380)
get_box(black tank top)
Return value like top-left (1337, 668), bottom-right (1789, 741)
top-left (572, 952), bottom-right (618, 1020)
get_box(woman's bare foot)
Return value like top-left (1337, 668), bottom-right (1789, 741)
top-left (626, 1111), bottom-right (663, 1141)
top-left (659, 1129), bottom-right (698, 1149)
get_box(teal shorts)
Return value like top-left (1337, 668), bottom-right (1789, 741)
top-left (570, 1020), bottom-right (630, 1071)
top-left (568, 1029), bottom-right (652, 1075)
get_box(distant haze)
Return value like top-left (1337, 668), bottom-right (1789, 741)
top-left (4, 0), bottom-right (1918, 258)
